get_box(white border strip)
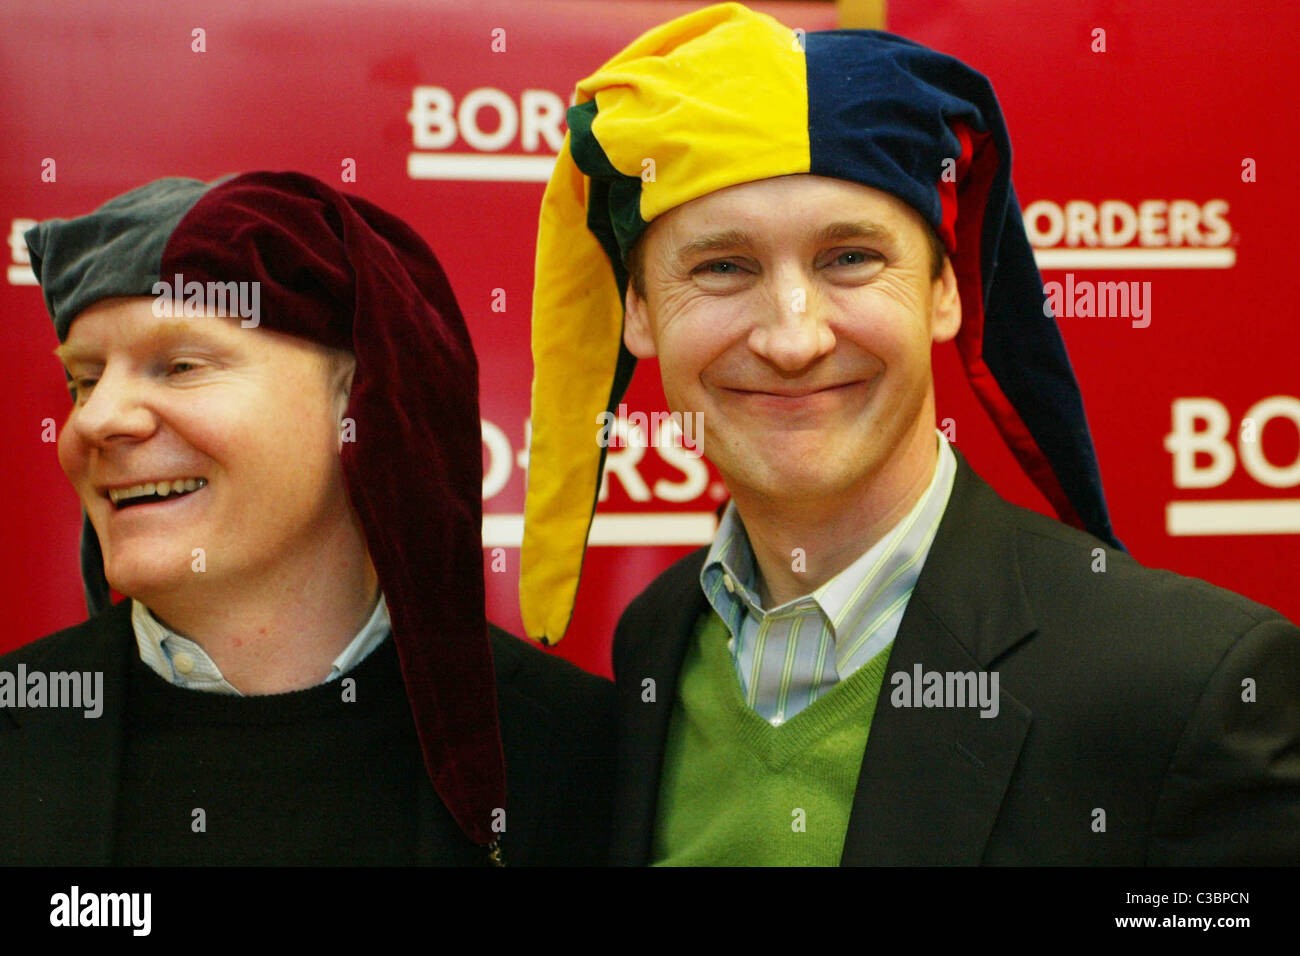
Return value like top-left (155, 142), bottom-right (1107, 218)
top-left (8, 264), bottom-right (37, 285)
top-left (483, 512), bottom-right (718, 548)
top-left (407, 152), bottom-right (556, 182)
top-left (1167, 499), bottom-right (1300, 535)
top-left (1035, 248), bottom-right (1236, 270)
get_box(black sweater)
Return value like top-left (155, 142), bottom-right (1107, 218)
top-left (114, 636), bottom-right (424, 865)
top-left (1, 602), bottom-right (614, 866)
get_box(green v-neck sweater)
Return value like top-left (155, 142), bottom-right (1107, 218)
top-left (652, 610), bottom-right (892, 866)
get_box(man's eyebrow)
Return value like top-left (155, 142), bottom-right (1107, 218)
top-left (670, 221), bottom-right (899, 266)
top-left (671, 229), bottom-right (754, 264)
top-left (52, 321), bottom-right (232, 366)
top-left (52, 342), bottom-right (98, 366)
top-left (814, 220), bottom-right (897, 245)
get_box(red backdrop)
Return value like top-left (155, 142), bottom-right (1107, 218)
top-left (2, 0), bottom-right (1295, 677)
top-left (891, 0), bottom-right (1300, 647)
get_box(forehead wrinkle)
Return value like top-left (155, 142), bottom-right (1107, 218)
top-left (141, 319), bottom-right (222, 347)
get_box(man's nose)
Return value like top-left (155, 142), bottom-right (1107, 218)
top-left (71, 368), bottom-right (156, 445)
top-left (746, 277), bottom-right (836, 372)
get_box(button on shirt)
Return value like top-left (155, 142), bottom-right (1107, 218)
top-left (131, 594), bottom-right (392, 695)
top-left (700, 431), bottom-right (957, 725)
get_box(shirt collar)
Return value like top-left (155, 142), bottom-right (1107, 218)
top-left (700, 429), bottom-right (957, 641)
top-left (131, 593), bottom-right (392, 696)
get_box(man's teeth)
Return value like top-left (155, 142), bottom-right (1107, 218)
top-left (109, 478), bottom-right (207, 505)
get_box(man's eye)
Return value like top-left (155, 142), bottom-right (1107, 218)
top-left (832, 250), bottom-right (878, 266)
top-left (692, 259), bottom-right (752, 286)
top-left (167, 361), bottom-right (200, 376)
top-left (69, 378), bottom-right (98, 402)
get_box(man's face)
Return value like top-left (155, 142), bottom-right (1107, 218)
top-left (56, 297), bottom-right (355, 605)
top-left (623, 174), bottom-right (961, 507)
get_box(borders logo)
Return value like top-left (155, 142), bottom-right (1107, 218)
top-left (1024, 199), bottom-right (1233, 270)
top-left (407, 86), bottom-right (567, 182)
top-left (8, 217), bottom-right (38, 285)
top-left (1164, 396), bottom-right (1300, 535)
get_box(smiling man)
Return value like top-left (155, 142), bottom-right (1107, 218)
top-left (518, 3), bottom-right (1300, 865)
top-left (0, 171), bottom-right (613, 866)
top-left (56, 300), bottom-right (373, 697)
top-left (622, 176), bottom-right (958, 618)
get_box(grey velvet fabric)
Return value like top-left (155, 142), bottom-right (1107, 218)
top-left (24, 177), bottom-right (218, 341)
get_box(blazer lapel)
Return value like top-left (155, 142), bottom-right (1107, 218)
top-left (610, 548), bottom-right (709, 866)
top-left (841, 452), bottom-right (1035, 865)
top-left (2, 602), bottom-right (131, 865)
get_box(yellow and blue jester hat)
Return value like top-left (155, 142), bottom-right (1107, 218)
top-left (522, 2), bottom-right (1119, 645)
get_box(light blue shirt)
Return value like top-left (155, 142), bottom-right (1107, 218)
top-left (131, 593), bottom-right (391, 695)
top-left (700, 431), bottom-right (957, 725)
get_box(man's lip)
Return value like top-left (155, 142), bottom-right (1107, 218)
top-left (97, 477), bottom-right (207, 495)
top-left (102, 485), bottom-right (208, 517)
top-left (724, 381), bottom-right (867, 398)
top-left (95, 477), bottom-right (210, 511)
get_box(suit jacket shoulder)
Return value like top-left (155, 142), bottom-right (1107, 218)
top-left (958, 485), bottom-right (1300, 864)
top-left (611, 548), bottom-right (708, 673)
top-left (0, 601), bottom-right (131, 677)
top-left (488, 625), bottom-right (615, 866)
top-left (1004, 486), bottom-right (1285, 630)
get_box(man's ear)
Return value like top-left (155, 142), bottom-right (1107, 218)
top-left (930, 254), bottom-right (962, 344)
top-left (623, 282), bottom-right (658, 359)
top-left (331, 352), bottom-right (357, 422)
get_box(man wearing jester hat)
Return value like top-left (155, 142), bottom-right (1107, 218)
top-left (520, 4), bottom-right (1300, 864)
top-left (0, 171), bottom-right (614, 866)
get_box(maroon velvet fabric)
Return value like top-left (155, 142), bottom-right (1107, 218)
top-left (160, 171), bottom-right (503, 848)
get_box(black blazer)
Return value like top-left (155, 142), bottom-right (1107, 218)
top-left (610, 451), bottom-right (1300, 865)
top-left (0, 601), bottom-right (614, 866)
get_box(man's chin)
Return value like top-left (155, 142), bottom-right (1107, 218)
top-left (724, 457), bottom-right (878, 507)
top-left (103, 554), bottom-right (203, 605)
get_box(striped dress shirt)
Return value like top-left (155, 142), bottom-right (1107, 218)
top-left (131, 593), bottom-right (391, 695)
top-left (700, 431), bottom-right (957, 725)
